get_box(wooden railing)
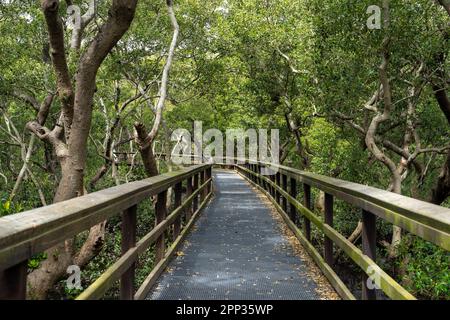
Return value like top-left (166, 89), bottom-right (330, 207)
top-left (0, 164), bottom-right (213, 300)
top-left (218, 159), bottom-right (450, 300)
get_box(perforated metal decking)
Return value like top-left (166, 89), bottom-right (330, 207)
top-left (147, 170), bottom-right (321, 300)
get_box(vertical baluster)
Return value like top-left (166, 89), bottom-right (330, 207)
top-left (324, 193), bottom-right (334, 266)
top-left (186, 177), bottom-right (193, 221)
top-left (121, 204), bottom-right (137, 300)
top-left (260, 165), bottom-right (266, 190)
top-left (200, 170), bottom-right (206, 202)
top-left (207, 166), bottom-right (212, 194)
top-left (303, 183), bottom-right (312, 241)
top-left (173, 182), bottom-right (183, 241)
top-left (260, 165), bottom-right (264, 186)
top-left (155, 191), bottom-right (167, 263)
top-left (281, 174), bottom-right (288, 213)
top-left (246, 163), bottom-right (250, 178)
top-left (261, 165), bottom-right (265, 190)
top-left (193, 173), bottom-right (199, 213)
top-left (362, 210), bottom-right (377, 300)
top-left (265, 169), bottom-right (271, 192)
top-left (0, 261), bottom-right (27, 300)
top-left (205, 168), bottom-right (209, 195)
top-left (265, 171), bottom-right (269, 193)
top-left (256, 164), bottom-right (261, 186)
top-left (289, 177), bottom-right (297, 223)
top-left (275, 172), bottom-right (281, 204)
top-left (269, 175), bottom-right (275, 200)
top-left (272, 172), bottom-right (277, 201)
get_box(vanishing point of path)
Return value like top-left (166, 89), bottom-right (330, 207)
top-left (148, 170), bottom-right (332, 300)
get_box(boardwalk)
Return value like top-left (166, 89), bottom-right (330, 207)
top-left (148, 170), bottom-right (324, 300)
top-left (1, 162), bottom-right (447, 300)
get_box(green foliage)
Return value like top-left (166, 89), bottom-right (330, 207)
top-left (397, 236), bottom-right (450, 300)
top-left (63, 286), bottom-right (84, 300)
top-left (28, 253), bottom-right (47, 270)
top-left (0, 199), bottom-right (12, 217)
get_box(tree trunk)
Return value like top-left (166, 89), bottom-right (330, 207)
top-left (135, 122), bottom-right (159, 177)
top-left (365, 0), bottom-right (402, 256)
top-left (73, 221), bottom-right (107, 267)
top-left (430, 150), bottom-right (450, 204)
top-left (26, 0), bottom-right (139, 299)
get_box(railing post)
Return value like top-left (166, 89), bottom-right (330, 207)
top-left (155, 190), bottom-right (167, 263)
top-left (362, 209), bottom-right (377, 300)
top-left (256, 164), bottom-right (261, 186)
top-left (173, 182), bottom-right (183, 240)
top-left (121, 204), bottom-right (137, 300)
top-left (246, 163), bottom-right (250, 179)
top-left (193, 173), bottom-right (199, 213)
top-left (324, 193), bottom-right (334, 266)
top-left (207, 166), bottom-right (212, 194)
top-left (275, 172), bottom-right (281, 205)
top-left (289, 177), bottom-right (297, 223)
top-left (269, 175), bottom-right (275, 198)
top-left (260, 165), bottom-right (265, 189)
top-left (0, 261), bottom-right (27, 300)
top-left (303, 183), bottom-right (312, 241)
top-left (260, 165), bottom-right (265, 187)
top-left (200, 169), bottom-right (206, 202)
top-left (186, 176), bottom-right (193, 220)
top-left (281, 174), bottom-right (288, 213)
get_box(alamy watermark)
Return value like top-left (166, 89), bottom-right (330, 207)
top-left (66, 265), bottom-right (82, 291)
top-left (366, 5), bottom-right (382, 30)
top-left (66, 0), bottom-right (95, 31)
top-left (366, 265), bottom-right (381, 291)
top-left (170, 121), bottom-right (280, 175)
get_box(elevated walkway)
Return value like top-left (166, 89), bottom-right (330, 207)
top-left (149, 171), bottom-right (329, 300)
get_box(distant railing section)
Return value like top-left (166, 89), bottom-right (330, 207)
top-left (216, 158), bottom-right (450, 300)
top-left (0, 164), bottom-right (213, 300)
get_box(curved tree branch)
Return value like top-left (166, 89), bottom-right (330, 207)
top-left (41, 0), bottom-right (74, 137)
top-left (134, 0), bottom-right (179, 176)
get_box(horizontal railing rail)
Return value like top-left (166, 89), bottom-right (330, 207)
top-left (0, 164), bottom-right (213, 300)
top-left (216, 158), bottom-right (450, 300)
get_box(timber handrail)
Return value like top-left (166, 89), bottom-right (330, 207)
top-left (0, 164), bottom-right (213, 300)
top-left (217, 158), bottom-right (450, 300)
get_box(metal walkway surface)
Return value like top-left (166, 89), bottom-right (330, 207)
top-left (147, 170), bottom-right (322, 300)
